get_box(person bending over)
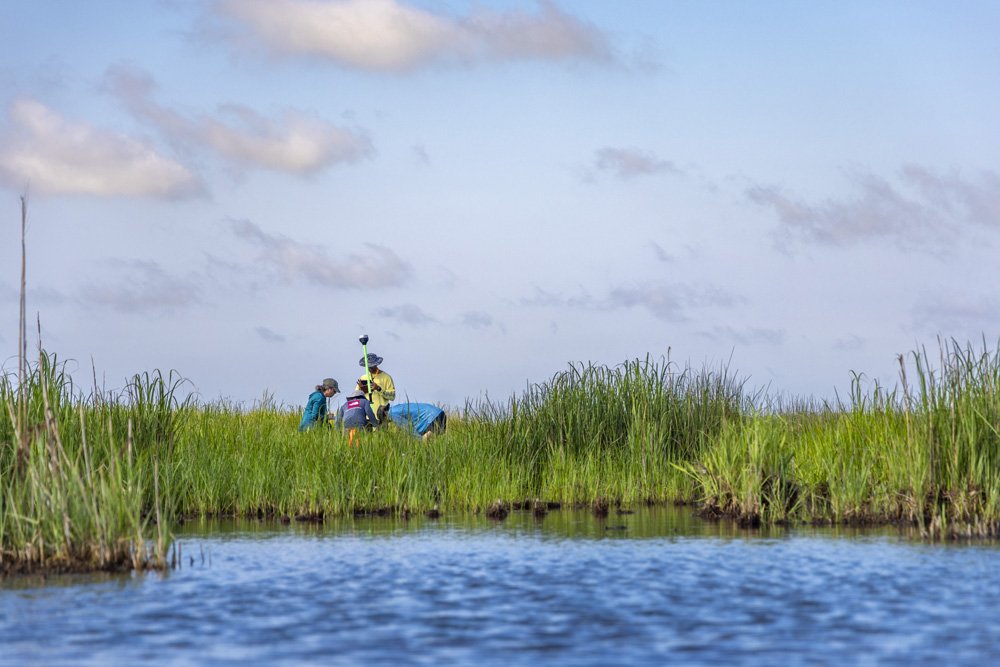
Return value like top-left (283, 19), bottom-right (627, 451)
top-left (299, 378), bottom-right (339, 432)
top-left (387, 403), bottom-right (447, 440)
top-left (337, 388), bottom-right (380, 432)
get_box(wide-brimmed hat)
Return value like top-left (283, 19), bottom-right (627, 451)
top-left (359, 353), bottom-right (383, 368)
top-left (322, 378), bottom-right (339, 392)
top-left (347, 388), bottom-right (366, 399)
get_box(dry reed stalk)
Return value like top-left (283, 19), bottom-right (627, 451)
top-left (17, 195), bottom-right (28, 467)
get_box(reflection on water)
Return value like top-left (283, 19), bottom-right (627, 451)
top-left (3, 506), bottom-right (998, 666)
top-left (174, 505), bottom-right (923, 542)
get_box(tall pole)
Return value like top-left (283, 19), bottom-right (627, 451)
top-left (18, 195), bottom-right (27, 452)
top-left (359, 334), bottom-right (374, 401)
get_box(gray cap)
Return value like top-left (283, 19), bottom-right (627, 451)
top-left (322, 378), bottom-right (339, 392)
top-left (347, 388), bottom-right (366, 399)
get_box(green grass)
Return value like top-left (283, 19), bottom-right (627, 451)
top-left (1, 353), bottom-right (175, 574)
top-left (7, 339), bottom-right (1000, 575)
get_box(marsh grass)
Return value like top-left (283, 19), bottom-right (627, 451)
top-left (678, 338), bottom-right (1000, 536)
top-left (10, 334), bottom-right (1000, 570)
top-left (1, 353), bottom-right (177, 574)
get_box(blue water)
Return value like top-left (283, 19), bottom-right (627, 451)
top-left (3, 508), bottom-right (1000, 665)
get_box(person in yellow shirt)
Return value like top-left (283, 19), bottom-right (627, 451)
top-left (357, 352), bottom-right (395, 423)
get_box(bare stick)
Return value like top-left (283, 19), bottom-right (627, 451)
top-left (17, 194), bottom-right (28, 461)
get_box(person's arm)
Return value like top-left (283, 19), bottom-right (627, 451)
top-left (377, 372), bottom-right (396, 402)
top-left (364, 400), bottom-right (379, 427)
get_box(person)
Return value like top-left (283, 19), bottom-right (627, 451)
top-left (387, 403), bottom-right (447, 440)
top-left (298, 378), bottom-right (339, 432)
top-left (336, 388), bottom-right (380, 444)
top-left (357, 352), bottom-right (395, 423)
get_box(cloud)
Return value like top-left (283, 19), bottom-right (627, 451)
top-left (606, 283), bottom-right (687, 320)
top-left (608, 283), bottom-right (741, 321)
top-left (412, 144), bottom-right (430, 165)
top-left (80, 260), bottom-right (201, 312)
top-left (255, 326), bottom-right (286, 342)
top-left (105, 65), bottom-right (373, 174)
top-left (520, 281), bottom-right (740, 321)
top-left (749, 165), bottom-right (1000, 249)
top-left (909, 292), bottom-right (1000, 333)
top-left (232, 219), bottom-right (412, 288)
top-left (0, 97), bottom-right (204, 198)
top-left (832, 334), bottom-right (866, 352)
top-left (0, 282), bottom-right (67, 307)
top-left (593, 147), bottom-right (679, 179)
top-left (650, 241), bottom-right (674, 263)
top-left (212, 0), bottom-right (613, 72)
top-left (698, 325), bottom-right (786, 346)
top-left (28, 286), bottom-right (69, 307)
top-left (518, 285), bottom-right (596, 309)
top-left (457, 310), bottom-right (505, 334)
top-left (460, 311), bottom-right (494, 329)
top-left (375, 303), bottom-right (438, 326)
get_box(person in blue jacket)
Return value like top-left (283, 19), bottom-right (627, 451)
top-left (387, 403), bottom-right (447, 440)
top-left (298, 378), bottom-right (339, 432)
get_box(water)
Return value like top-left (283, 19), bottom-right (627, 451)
top-left (4, 508), bottom-right (1000, 665)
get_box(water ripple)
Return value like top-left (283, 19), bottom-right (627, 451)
top-left (3, 510), bottom-right (1000, 665)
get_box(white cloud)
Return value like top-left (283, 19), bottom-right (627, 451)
top-left (460, 311), bottom-right (494, 329)
top-left (698, 325), bottom-right (786, 346)
top-left (909, 292), bottom-right (1000, 334)
top-left (518, 285), bottom-right (595, 309)
top-left (213, 0), bottom-right (613, 72)
top-left (255, 326), bottom-right (286, 342)
top-left (594, 147), bottom-right (679, 179)
top-left (833, 334), bottom-right (866, 352)
top-left (649, 241), bottom-right (675, 263)
top-left (375, 303), bottom-right (438, 326)
top-left (520, 281), bottom-right (740, 321)
top-left (105, 65), bottom-right (372, 174)
top-left (80, 260), bottom-right (201, 312)
top-left (607, 283), bottom-right (687, 320)
top-left (412, 144), bottom-right (430, 165)
top-left (0, 97), bottom-right (203, 198)
top-left (749, 165), bottom-right (1000, 249)
top-left (0, 283), bottom-right (67, 307)
top-left (232, 219), bottom-right (412, 289)
top-left (608, 282), bottom-right (741, 321)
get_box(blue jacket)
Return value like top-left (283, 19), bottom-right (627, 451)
top-left (298, 390), bottom-right (328, 432)
top-left (388, 403), bottom-right (446, 437)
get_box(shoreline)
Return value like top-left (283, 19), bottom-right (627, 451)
top-left (6, 344), bottom-right (1000, 576)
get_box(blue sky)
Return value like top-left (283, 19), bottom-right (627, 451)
top-left (2, 0), bottom-right (1000, 410)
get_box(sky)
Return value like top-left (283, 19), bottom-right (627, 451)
top-left (2, 0), bottom-right (1000, 412)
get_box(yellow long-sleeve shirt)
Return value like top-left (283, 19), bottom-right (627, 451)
top-left (359, 368), bottom-right (395, 415)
